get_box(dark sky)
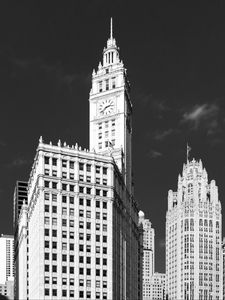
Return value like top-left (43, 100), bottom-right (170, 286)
top-left (1, 1), bottom-right (225, 273)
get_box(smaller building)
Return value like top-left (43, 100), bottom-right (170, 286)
top-left (0, 235), bottom-right (14, 300)
top-left (0, 279), bottom-right (14, 300)
top-left (222, 237), bottom-right (225, 300)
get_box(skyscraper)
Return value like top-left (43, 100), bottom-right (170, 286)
top-left (16, 20), bottom-right (142, 300)
top-left (0, 234), bottom-right (14, 300)
top-left (139, 210), bottom-right (155, 299)
top-left (166, 158), bottom-right (222, 300)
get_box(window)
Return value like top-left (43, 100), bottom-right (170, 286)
top-left (52, 277), bottom-right (57, 284)
top-left (62, 243), bottom-right (67, 250)
top-left (52, 229), bottom-right (57, 237)
top-left (62, 278), bottom-right (67, 285)
top-left (87, 268), bottom-right (91, 275)
top-left (62, 266), bottom-right (67, 273)
top-left (87, 176), bottom-right (91, 183)
top-left (70, 290), bottom-right (74, 297)
top-left (103, 270), bottom-right (107, 276)
top-left (44, 157), bottom-right (50, 165)
top-left (52, 241), bottom-right (57, 249)
top-left (52, 206), bottom-right (57, 213)
top-left (62, 172), bottom-right (67, 179)
top-left (52, 194), bottom-right (57, 201)
top-left (79, 198), bottom-right (84, 205)
top-left (79, 175), bottom-right (84, 181)
top-left (86, 245), bottom-right (91, 252)
top-left (103, 202), bottom-right (107, 209)
top-left (70, 220), bottom-right (74, 227)
top-left (52, 289), bottom-right (57, 296)
top-left (96, 189), bottom-right (100, 196)
top-left (52, 253), bottom-right (57, 261)
top-left (103, 281), bottom-right (107, 288)
top-left (79, 163), bottom-right (84, 170)
top-left (96, 178), bottom-right (100, 185)
top-left (87, 291), bottom-right (91, 299)
top-left (96, 257), bottom-right (100, 265)
top-left (96, 166), bottom-right (100, 174)
top-left (44, 181), bottom-right (50, 188)
top-left (44, 169), bottom-right (50, 176)
top-left (79, 210), bottom-right (84, 217)
top-left (62, 231), bottom-right (67, 238)
top-left (79, 268), bottom-right (84, 275)
top-left (96, 269), bottom-right (100, 276)
top-left (45, 276), bottom-right (50, 284)
top-left (62, 184), bottom-right (67, 191)
top-left (103, 258), bottom-right (107, 265)
top-left (103, 236), bottom-right (107, 243)
top-left (79, 221), bottom-right (84, 229)
top-left (86, 187), bottom-right (91, 194)
top-left (99, 81), bottom-right (103, 92)
top-left (69, 161), bottom-right (74, 169)
top-left (103, 224), bottom-right (107, 231)
top-left (106, 79), bottom-right (109, 90)
top-left (62, 208), bottom-right (67, 215)
top-left (86, 211), bottom-right (91, 218)
top-left (79, 279), bottom-right (84, 286)
top-left (103, 247), bottom-right (107, 254)
top-left (79, 291), bottom-right (84, 298)
top-left (79, 244), bottom-right (84, 252)
top-left (96, 235), bottom-right (100, 242)
top-left (96, 223), bottom-right (100, 230)
top-left (70, 278), bottom-right (74, 286)
top-left (45, 289), bottom-right (49, 296)
top-left (96, 212), bottom-right (100, 219)
top-left (44, 192), bottom-right (50, 200)
top-left (62, 160), bottom-right (67, 168)
top-left (96, 246), bottom-right (100, 253)
top-left (62, 219), bottom-right (67, 226)
top-left (70, 267), bottom-right (74, 274)
top-left (87, 234), bottom-right (91, 241)
top-left (44, 217), bottom-right (50, 225)
top-left (45, 205), bottom-right (49, 213)
top-left (62, 195), bottom-right (67, 203)
top-left (70, 232), bottom-right (74, 239)
top-left (52, 182), bottom-right (57, 189)
top-left (70, 244), bottom-right (74, 251)
top-left (96, 200), bottom-right (100, 208)
top-left (70, 255), bottom-right (74, 262)
top-left (70, 185), bottom-right (74, 192)
top-left (79, 186), bottom-right (84, 193)
top-left (52, 170), bottom-right (57, 177)
top-left (62, 254), bottom-right (67, 262)
top-left (45, 229), bottom-right (49, 236)
top-left (103, 179), bottom-right (107, 185)
top-left (87, 256), bottom-right (91, 264)
top-left (112, 77), bottom-right (116, 88)
top-left (70, 208), bottom-right (74, 216)
top-left (52, 158), bottom-right (57, 166)
top-left (45, 253), bottom-right (49, 260)
top-left (45, 264), bottom-right (49, 272)
top-left (96, 281), bottom-right (100, 288)
top-left (52, 218), bottom-right (57, 226)
top-left (103, 213), bottom-right (107, 220)
top-left (70, 196), bottom-right (74, 204)
top-left (103, 190), bottom-right (108, 197)
top-left (86, 164), bottom-right (91, 172)
top-left (62, 290), bottom-right (67, 297)
top-left (86, 222), bottom-right (91, 230)
top-left (70, 173), bottom-right (74, 180)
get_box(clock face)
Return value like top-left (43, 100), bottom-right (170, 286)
top-left (98, 99), bottom-right (115, 116)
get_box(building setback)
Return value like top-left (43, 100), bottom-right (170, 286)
top-left (166, 158), bottom-right (222, 300)
top-left (16, 19), bottom-right (142, 300)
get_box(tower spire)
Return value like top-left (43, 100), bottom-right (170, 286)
top-left (186, 143), bottom-right (191, 163)
top-left (110, 17), bottom-right (113, 39)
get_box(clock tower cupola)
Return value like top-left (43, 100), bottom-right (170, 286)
top-left (89, 19), bottom-right (133, 192)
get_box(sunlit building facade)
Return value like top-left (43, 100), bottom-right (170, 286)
top-left (166, 159), bottom-right (222, 300)
top-left (17, 19), bottom-right (142, 300)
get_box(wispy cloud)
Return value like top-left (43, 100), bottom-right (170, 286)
top-left (181, 103), bottom-right (220, 134)
top-left (6, 158), bottom-right (31, 168)
top-left (153, 128), bottom-right (179, 141)
top-left (148, 149), bottom-right (163, 159)
top-left (158, 238), bottom-right (165, 248)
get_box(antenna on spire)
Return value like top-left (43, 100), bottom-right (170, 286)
top-left (187, 143), bottom-right (191, 163)
top-left (110, 17), bottom-right (113, 39)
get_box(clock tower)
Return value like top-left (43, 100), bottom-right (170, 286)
top-left (89, 19), bottom-right (133, 192)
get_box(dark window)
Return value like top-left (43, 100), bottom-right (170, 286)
top-left (86, 164), bottom-right (91, 172)
top-left (79, 198), bottom-right (84, 205)
top-left (52, 265), bottom-right (57, 272)
top-left (44, 157), bottom-right (50, 165)
top-left (103, 202), bottom-right (107, 209)
top-left (96, 200), bottom-right (100, 208)
top-left (69, 161), bottom-right (74, 169)
top-left (62, 195), bottom-right (67, 203)
top-left (62, 254), bottom-right (67, 262)
top-left (62, 184), bottom-right (67, 191)
top-left (52, 206), bottom-right (57, 213)
top-left (52, 158), bottom-right (57, 166)
top-left (45, 289), bottom-right (49, 296)
top-left (52, 182), bottom-right (57, 189)
top-left (45, 205), bottom-right (49, 213)
top-left (79, 163), bottom-right (84, 170)
top-left (45, 253), bottom-right (49, 260)
top-left (70, 197), bottom-right (74, 204)
top-left (62, 266), bottom-right (67, 273)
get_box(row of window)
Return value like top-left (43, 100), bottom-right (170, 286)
top-left (98, 77), bottom-right (116, 92)
top-left (45, 288), bottom-right (108, 299)
top-left (44, 181), bottom-right (109, 196)
top-left (44, 157), bottom-right (108, 173)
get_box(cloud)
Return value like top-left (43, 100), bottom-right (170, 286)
top-left (0, 140), bottom-right (6, 147)
top-left (181, 103), bottom-right (220, 135)
top-left (158, 238), bottom-right (165, 248)
top-left (153, 128), bottom-right (178, 141)
top-left (148, 150), bottom-right (163, 159)
top-left (6, 158), bottom-right (31, 168)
